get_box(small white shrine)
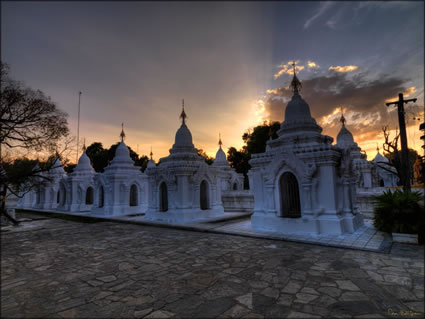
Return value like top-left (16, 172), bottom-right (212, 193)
top-left (34, 158), bottom-right (66, 211)
top-left (145, 102), bottom-right (225, 222)
top-left (249, 66), bottom-right (363, 235)
top-left (336, 115), bottom-right (374, 189)
top-left (91, 127), bottom-right (149, 216)
top-left (372, 148), bottom-right (399, 187)
top-left (57, 146), bottom-right (96, 212)
top-left (212, 135), bottom-right (244, 192)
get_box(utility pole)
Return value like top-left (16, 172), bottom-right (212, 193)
top-left (386, 93), bottom-right (417, 192)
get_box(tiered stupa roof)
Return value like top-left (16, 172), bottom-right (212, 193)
top-left (336, 113), bottom-right (355, 148)
top-left (278, 63), bottom-right (322, 137)
top-left (147, 147), bottom-right (156, 168)
top-left (213, 134), bottom-right (229, 167)
top-left (49, 157), bottom-right (66, 177)
top-left (72, 144), bottom-right (95, 175)
top-left (170, 100), bottom-right (197, 155)
top-left (105, 125), bottom-right (140, 173)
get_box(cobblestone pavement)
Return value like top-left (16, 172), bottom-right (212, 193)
top-left (1, 215), bottom-right (424, 318)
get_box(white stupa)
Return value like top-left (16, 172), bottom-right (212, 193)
top-left (145, 100), bottom-right (225, 222)
top-left (249, 65), bottom-right (363, 235)
top-left (212, 134), bottom-right (244, 191)
top-left (38, 157), bottom-right (67, 210)
top-left (372, 147), bottom-right (398, 187)
top-left (92, 125), bottom-right (148, 216)
top-left (57, 144), bottom-right (96, 212)
top-left (336, 114), bottom-right (374, 189)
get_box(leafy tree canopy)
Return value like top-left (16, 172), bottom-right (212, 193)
top-left (197, 148), bottom-right (214, 165)
top-left (242, 121), bottom-right (280, 155)
top-left (85, 142), bottom-right (149, 173)
top-left (227, 121), bottom-right (280, 189)
top-left (1, 62), bottom-right (70, 223)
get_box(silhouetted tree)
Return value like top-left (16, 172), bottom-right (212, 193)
top-left (85, 142), bottom-right (108, 172)
top-left (86, 142), bottom-right (149, 172)
top-left (64, 163), bottom-right (76, 174)
top-left (197, 148), bottom-right (214, 165)
top-left (413, 157), bottom-right (425, 184)
top-left (227, 121), bottom-right (280, 189)
top-left (0, 62), bottom-right (70, 224)
top-left (382, 126), bottom-right (419, 186)
top-left (242, 121), bottom-right (280, 154)
top-left (0, 62), bottom-right (69, 152)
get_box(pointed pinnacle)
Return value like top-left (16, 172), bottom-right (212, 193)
top-left (120, 123), bottom-right (126, 142)
top-left (180, 99), bottom-right (187, 123)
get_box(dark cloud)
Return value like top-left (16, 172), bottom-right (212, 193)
top-left (265, 72), bottom-right (414, 144)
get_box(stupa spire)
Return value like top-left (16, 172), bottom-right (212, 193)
top-left (340, 107), bottom-right (346, 127)
top-left (218, 133), bottom-right (222, 149)
top-left (120, 123), bottom-right (126, 142)
top-left (82, 138), bottom-right (86, 152)
top-left (290, 61), bottom-right (302, 95)
top-left (268, 127), bottom-right (273, 141)
top-left (180, 99), bottom-right (187, 124)
top-left (150, 146), bottom-right (153, 160)
top-left (376, 143), bottom-right (380, 153)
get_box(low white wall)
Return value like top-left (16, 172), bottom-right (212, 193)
top-left (356, 187), bottom-right (425, 220)
top-left (356, 188), bottom-right (384, 220)
top-left (222, 190), bottom-right (254, 212)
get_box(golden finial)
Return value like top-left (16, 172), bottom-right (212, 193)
top-left (290, 61), bottom-right (302, 94)
top-left (218, 133), bottom-right (222, 147)
top-left (180, 99), bottom-right (187, 124)
top-left (120, 123), bottom-right (126, 142)
top-left (340, 107), bottom-right (346, 126)
top-left (82, 138), bottom-right (86, 152)
top-left (150, 146), bottom-right (153, 160)
top-left (376, 143), bottom-right (379, 153)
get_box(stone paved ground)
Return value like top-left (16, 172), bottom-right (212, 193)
top-left (1, 214), bottom-right (424, 318)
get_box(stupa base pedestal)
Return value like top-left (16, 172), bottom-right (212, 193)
top-left (251, 211), bottom-right (364, 235)
top-left (145, 207), bottom-right (224, 223)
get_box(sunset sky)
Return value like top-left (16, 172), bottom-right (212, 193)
top-left (2, 1), bottom-right (424, 162)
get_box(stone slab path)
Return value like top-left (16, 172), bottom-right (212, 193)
top-left (17, 209), bottom-right (391, 253)
top-left (105, 213), bottom-right (391, 253)
top-left (1, 213), bottom-right (424, 318)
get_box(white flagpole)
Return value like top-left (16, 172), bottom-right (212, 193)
top-left (76, 91), bottom-right (82, 163)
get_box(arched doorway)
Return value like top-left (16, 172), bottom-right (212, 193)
top-left (57, 191), bottom-right (60, 204)
top-left (36, 188), bottom-right (41, 205)
top-left (279, 172), bottom-right (301, 218)
top-left (233, 183), bottom-right (238, 191)
top-left (60, 185), bottom-right (66, 206)
top-left (98, 186), bottom-right (104, 208)
top-left (200, 180), bottom-right (209, 210)
top-left (160, 182), bottom-right (168, 212)
top-left (85, 187), bottom-right (94, 205)
top-left (129, 184), bottom-right (138, 206)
